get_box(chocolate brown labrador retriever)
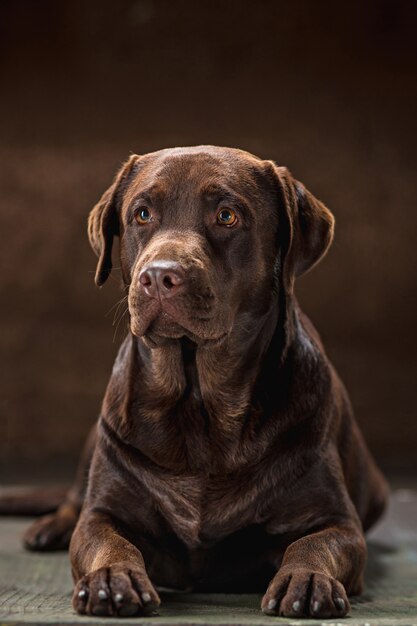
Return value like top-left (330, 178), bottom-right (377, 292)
top-left (10, 146), bottom-right (389, 618)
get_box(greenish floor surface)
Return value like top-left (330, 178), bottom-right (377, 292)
top-left (0, 488), bottom-right (416, 626)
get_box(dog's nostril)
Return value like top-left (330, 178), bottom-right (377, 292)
top-left (163, 275), bottom-right (175, 289)
top-left (162, 272), bottom-right (183, 290)
top-left (139, 271), bottom-right (153, 288)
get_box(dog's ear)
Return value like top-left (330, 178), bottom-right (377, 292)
top-left (269, 164), bottom-right (335, 292)
top-left (88, 155), bottom-right (140, 286)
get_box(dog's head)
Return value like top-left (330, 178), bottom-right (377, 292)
top-left (88, 146), bottom-right (334, 345)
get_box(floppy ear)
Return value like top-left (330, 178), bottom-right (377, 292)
top-left (271, 164), bottom-right (335, 292)
top-left (88, 155), bottom-right (140, 286)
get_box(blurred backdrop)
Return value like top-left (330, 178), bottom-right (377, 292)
top-left (0, 0), bottom-right (416, 482)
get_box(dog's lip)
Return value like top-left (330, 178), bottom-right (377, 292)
top-left (140, 310), bottom-right (229, 347)
top-left (144, 329), bottom-right (229, 348)
top-left (142, 332), bottom-right (181, 348)
top-left (129, 292), bottom-right (227, 345)
top-left (200, 332), bottom-right (229, 348)
top-left (149, 311), bottom-right (184, 333)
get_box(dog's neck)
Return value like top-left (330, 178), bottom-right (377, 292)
top-left (101, 292), bottom-right (298, 472)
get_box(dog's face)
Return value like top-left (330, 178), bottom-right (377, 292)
top-left (88, 146), bottom-right (334, 345)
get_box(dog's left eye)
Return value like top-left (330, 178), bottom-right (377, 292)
top-left (135, 207), bottom-right (152, 225)
top-left (217, 208), bottom-right (237, 226)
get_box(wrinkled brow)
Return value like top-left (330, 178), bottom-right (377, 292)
top-left (198, 183), bottom-right (254, 225)
top-left (199, 182), bottom-right (231, 198)
top-left (200, 182), bottom-right (252, 209)
top-left (128, 184), bottom-right (166, 207)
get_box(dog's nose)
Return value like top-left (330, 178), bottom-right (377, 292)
top-left (139, 261), bottom-right (185, 299)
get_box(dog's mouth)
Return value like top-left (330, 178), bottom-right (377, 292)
top-left (148, 311), bottom-right (185, 339)
top-left (129, 295), bottom-right (229, 347)
top-left (127, 253), bottom-right (233, 346)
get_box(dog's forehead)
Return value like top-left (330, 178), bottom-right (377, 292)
top-left (129, 146), bottom-right (267, 198)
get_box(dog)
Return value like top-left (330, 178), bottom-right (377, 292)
top-left (4, 146), bottom-right (389, 619)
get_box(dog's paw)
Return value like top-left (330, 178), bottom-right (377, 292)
top-left (73, 564), bottom-right (160, 617)
top-left (23, 513), bottom-right (75, 551)
top-left (261, 568), bottom-right (350, 618)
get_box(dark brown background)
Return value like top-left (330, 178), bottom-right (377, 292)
top-left (1, 0), bottom-right (416, 482)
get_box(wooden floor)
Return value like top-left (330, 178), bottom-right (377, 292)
top-left (0, 486), bottom-right (416, 625)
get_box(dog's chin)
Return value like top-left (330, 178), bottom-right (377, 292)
top-left (130, 309), bottom-right (229, 348)
top-left (130, 310), bottom-right (184, 342)
top-left (150, 311), bottom-right (185, 336)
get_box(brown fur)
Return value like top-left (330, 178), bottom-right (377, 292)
top-left (19, 146), bottom-right (389, 618)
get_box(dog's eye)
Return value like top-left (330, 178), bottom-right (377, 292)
top-left (135, 207), bottom-right (152, 225)
top-left (217, 208), bottom-right (237, 226)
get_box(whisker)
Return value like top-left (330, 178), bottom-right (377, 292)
top-left (87, 266), bottom-right (122, 273)
top-left (113, 306), bottom-right (130, 343)
top-left (113, 303), bottom-right (129, 331)
top-left (113, 299), bottom-right (128, 326)
top-left (106, 295), bottom-right (128, 318)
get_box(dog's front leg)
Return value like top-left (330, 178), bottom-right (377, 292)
top-left (70, 510), bottom-right (160, 617)
top-left (261, 522), bottom-right (366, 619)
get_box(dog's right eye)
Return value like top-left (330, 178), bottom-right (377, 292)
top-left (216, 207), bottom-right (238, 226)
top-left (135, 207), bottom-right (152, 225)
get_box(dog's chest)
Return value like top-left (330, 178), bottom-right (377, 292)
top-left (143, 464), bottom-right (271, 548)
top-left (130, 393), bottom-right (283, 546)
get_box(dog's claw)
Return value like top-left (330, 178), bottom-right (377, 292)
top-left (312, 600), bottom-right (321, 613)
top-left (292, 600), bottom-right (301, 613)
top-left (334, 596), bottom-right (345, 611)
